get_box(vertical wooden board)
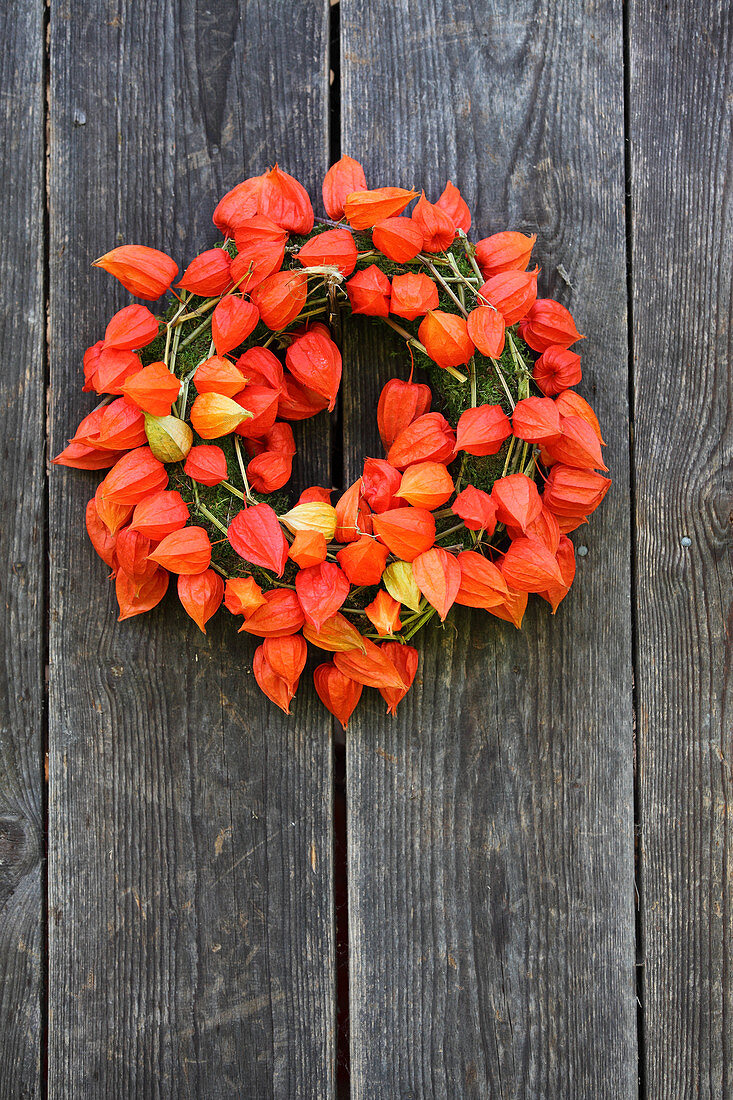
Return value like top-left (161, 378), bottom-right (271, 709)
top-left (629, 5), bottom-right (732, 1096)
top-left (340, 1), bottom-right (638, 1095)
top-left (0, 2), bottom-right (45, 1096)
top-left (47, 2), bottom-right (335, 1095)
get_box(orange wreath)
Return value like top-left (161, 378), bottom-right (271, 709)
top-left (55, 160), bottom-right (610, 726)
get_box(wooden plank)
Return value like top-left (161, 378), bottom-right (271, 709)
top-left (340, 1), bottom-right (638, 1094)
top-left (47, 2), bottom-right (335, 1095)
top-left (629, 5), bottom-right (732, 1096)
top-left (0, 2), bottom-right (45, 1096)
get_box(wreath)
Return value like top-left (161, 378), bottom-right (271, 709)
top-left (55, 160), bottom-right (610, 727)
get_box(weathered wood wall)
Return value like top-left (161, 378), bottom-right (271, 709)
top-left (340, 1), bottom-right (637, 1095)
top-left (46, 1), bottom-right (334, 1095)
top-left (0, 0), bottom-right (729, 1096)
top-left (630, 3), bottom-right (733, 1096)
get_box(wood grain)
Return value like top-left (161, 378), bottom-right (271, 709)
top-left (629, 4), bottom-right (733, 1096)
top-left (340, 0), bottom-right (638, 1094)
top-left (47, 2), bottom-right (335, 1095)
top-left (0, 2), bottom-right (45, 1096)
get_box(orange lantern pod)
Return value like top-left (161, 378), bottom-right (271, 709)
top-left (231, 214), bottom-right (288, 291)
top-left (253, 647), bottom-right (296, 714)
top-left (412, 546), bottom-right (461, 621)
top-left (93, 244), bottom-right (178, 300)
top-left (297, 228), bottom-right (358, 276)
top-left (344, 187), bottom-right (418, 229)
top-left (285, 330), bottom-right (342, 411)
top-left (345, 265), bottom-right (391, 317)
top-left (213, 176), bottom-right (263, 236)
top-left (82, 340), bottom-right (105, 391)
top-left (371, 506), bottom-right (436, 562)
top-left (378, 642), bottom-right (419, 714)
top-left (377, 378), bottom-right (432, 449)
top-left (250, 269), bottom-right (308, 330)
top-left (303, 613), bottom-right (367, 654)
top-left (94, 348), bottom-right (143, 394)
top-left (94, 483), bottom-right (133, 536)
top-left (224, 576), bottom-right (266, 618)
top-left (129, 489), bottom-right (190, 541)
top-left (265, 422), bottom-right (295, 455)
top-left (396, 461), bottom-right (454, 509)
top-left (183, 444), bottom-right (228, 487)
top-left (122, 361), bottom-right (181, 416)
top-left (228, 503), bottom-right (289, 576)
top-left (190, 392), bottom-right (250, 438)
top-left (194, 356), bottom-right (246, 398)
top-left (115, 566), bottom-right (169, 621)
top-left (322, 155), bottom-right (368, 220)
top-left (333, 637), bottom-right (406, 690)
top-left (390, 272), bottom-right (439, 321)
top-left (454, 404), bottom-right (512, 456)
top-left (289, 529), bottom-right (328, 568)
top-left (277, 374), bottom-right (329, 420)
top-left (479, 269), bottom-right (539, 326)
top-left (238, 589), bottom-right (305, 637)
top-left (501, 536), bottom-right (566, 593)
top-left (100, 446), bottom-right (168, 505)
top-left (236, 346), bottom-right (284, 392)
top-left (52, 440), bottom-right (118, 471)
top-left (539, 535), bottom-right (576, 613)
top-left (85, 498), bottom-right (117, 567)
top-left (361, 458), bottom-right (402, 514)
top-left (454, 550), bottom-right (509, 609)
top-left (314, 663), bottom-right (363, 730)
top-left (451, 485), bottom-right (497, 534)
top-left (519, 299), bottom-right (583, 353)
top-left (148, 526), bottom-right (212, 575)
top-left (466, 306), bottom-right (506, 359)
top-left (177, 248), bottom-right (232, 296)
top-left (372, 217), bottom-right (424, 262)
top-left (235, 385), bottom-right (280, 438)
top-left (386, 412), bottom-right (455, 469)
top-left (247, 451), bottom-right (292, 492)
top-left (257, 164), bottom-right (314, 234)
top-left (68, 405), bottom-right (106, 447)
top-left (211, 295), bottom-right (260, 356)
top-left (364, 590), bottom-right (402, 636)
top-left (554, 390), bottom-right (605, 444)
top-left (411, 192), bottom-right (456, 253)
top-left (263, 634), bottom-right (308, 688)
top-left (418, 310), bottom-right (475, 370)
top-left (103, 304), bottom-right (159, 351)
top-left (489, 586), bottom-right (528, 629)
top-left (542, 464), bottom-right (611, 519)
top-left (506, 506), bottom-right (561, 556)
top-left (545, 416), bottom-right (608, 471)
top-left (177, 569), bottom-right (224, 633)
top-left (435, 181), bottom-right (471, 233)
top-left (334, 480), bottom-right (372, 543)
top-left (533, 346), bottom-right (582, 396)
top-left (492, 472), bottom-right (543, 532)
top-left (475, 231), bottom-right (536, 279)
top-left (336, 535), bottom-right (389, 586)
top-left (295, 561), bottom-right (350, 632)
top-left (511, 396), bottom-right (562, 445)
top-left (115, 527), bottom-right (155, 582)
top-left (298, 486), bottom-right (333, 506)
top-left (95, 399), bottom-right (147, 451)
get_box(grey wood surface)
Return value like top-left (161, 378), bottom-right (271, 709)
top-left (339, 1), bottom-right (638, 1095)
top-left (0, 1), bottom-right (45, 1096)
top-left (0, 0), bottom-right (729, 1095)
top-left (629, 4), bottom-right (733, 1097)
top-left (46, 2), bottom-right (335, 1096)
